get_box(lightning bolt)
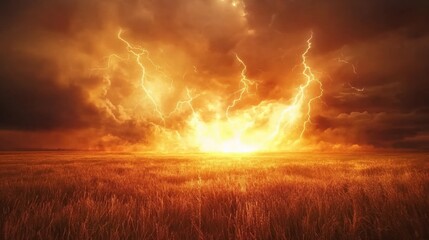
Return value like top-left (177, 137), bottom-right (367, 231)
top-left (117, 29), bottom-right (166, 125)
top-left (95, 29), bottom-right (326, 153)
top-left (337, 58), bottom-right (358, 74)
top-left (336, 57), bottom-right (365, 93)
top-left (167, 88), bottom-right (199, 118)
top-left (348, 82), bottom-right (364, 92)
top-left (270, 32), bottom-right (323, 142)
top-left (299, 32), bottom-right (324, 139)
top-left (226, 54), bottom-right (255, 119)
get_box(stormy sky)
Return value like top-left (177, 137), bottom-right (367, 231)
top-left (0, 0), bottom-right (428, 151)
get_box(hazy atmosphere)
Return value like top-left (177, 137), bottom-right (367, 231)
top-left (1, 1), bottom-right (429, 239)
top-left (1, 0), bottom-right (428, 152)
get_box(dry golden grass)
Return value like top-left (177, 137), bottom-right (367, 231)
top-left (0, 152), bottom-right (428, 240)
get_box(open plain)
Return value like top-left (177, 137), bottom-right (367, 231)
top-left (0, 152), bottom-right (428, 240)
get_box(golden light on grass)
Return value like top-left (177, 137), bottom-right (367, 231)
top-left (1, 1), bottom-right (427, 239)
top-left (1, 152), bottom-right (428, 239)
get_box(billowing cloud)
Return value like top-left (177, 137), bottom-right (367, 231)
top-left (0, 0), bottom-right (428, 151)
top-left (0, 54), bottom-right (100, 131)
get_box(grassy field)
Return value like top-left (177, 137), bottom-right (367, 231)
top-left (0, 152), bottom-right (428, 240)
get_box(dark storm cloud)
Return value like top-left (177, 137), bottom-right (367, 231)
top-left (241, 0), bottom-right (429, 149)
top-left (0, 53), bottom-right (100, 130)
top-left (313, 111), bottom-right (429, 150)
top-left (0, 0), bottom-right (109, 133)
top-left (0, 0), bottom-right (246, 147)
top-left (115, 0), bottom-right (248, 77)
top-left (0, 0), bottom-right (428, 150)
top-left (245, 0), bottom-right (429, 52)
top-left (311, 32), bottom-right (429, 149)
top-left (323, 35), bottom-right (429, 112)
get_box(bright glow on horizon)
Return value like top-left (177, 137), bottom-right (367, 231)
top-left (94, 31), bottom-right (323, 153)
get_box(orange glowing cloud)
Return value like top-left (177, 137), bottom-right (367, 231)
top-left (91, 29), bottom-right (325, 153)
top-left (0, 0), bottom-right (428, 151)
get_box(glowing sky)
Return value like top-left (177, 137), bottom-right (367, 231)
top-left (0, 0), bottom-right (428, 151)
